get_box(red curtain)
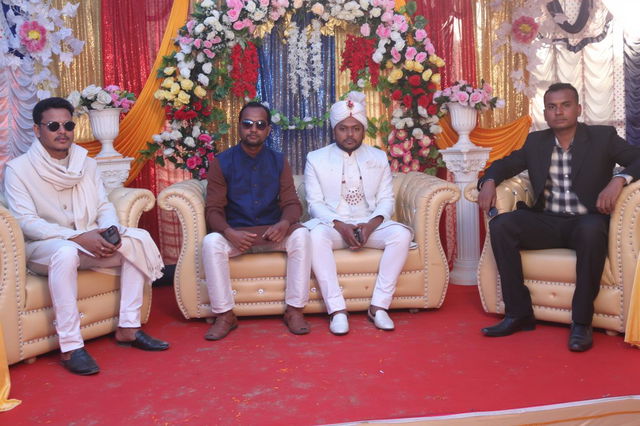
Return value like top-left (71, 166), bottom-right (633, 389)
top-left (101, 0), bottom-right (174, 243)
top-left (417, 0), bottom-right (478, 269)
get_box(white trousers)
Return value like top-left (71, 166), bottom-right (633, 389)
top-left (309, 223), bottom-right (412, 314)
top-left (202, 227), bottom-right (312, 313)
top-left (29, 237), bottom-right (146, 353)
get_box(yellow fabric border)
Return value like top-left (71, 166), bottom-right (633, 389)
top-left (81, 0), bottom-right (190, 186)
top-left (624, 262), bottom-right (640, 346)
top-left (435, 115), bottom-right (532, 168)
top-left (0, 327), bottom-right (20, 411)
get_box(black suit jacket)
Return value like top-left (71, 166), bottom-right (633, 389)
top-left (479, 123), bottom-right (640, 213)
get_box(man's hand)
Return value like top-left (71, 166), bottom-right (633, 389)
top-left (70, 228), bottom-right (120, 258)
top-left (262, 220), bottom-right (290, 243)
top-left (355, 216), bottom-right (384, 246)
top-left (223, 228), bottom-right (257, 252)
top-left (478, 179), bottom-right (497, 214)
top-left (596, 176), bottom-right (626, 215)
top-left (333, 220), bottom-right (361, 249)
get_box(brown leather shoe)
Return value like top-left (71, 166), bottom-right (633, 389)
top-left (204, 310), bottom-right (238, 341)
top-left (283, 305), bottom-right (310, 335)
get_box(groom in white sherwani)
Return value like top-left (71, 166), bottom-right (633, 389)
top-left (304, 92), bottom-right (412, 335)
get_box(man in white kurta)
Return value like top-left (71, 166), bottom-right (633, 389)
top-left (3, 97), bottom-right (168, 376)
top-left (304, 92), bottom-right (412, 335)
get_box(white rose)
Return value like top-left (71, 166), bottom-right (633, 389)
top-left (163, 148), bottom-right (175, 156)
top-left (176, 52), bottom-right (185, 61)
top-left (417, 106), bottom-right (428, 117)
top-left (395, 120), bottom-right (405, 129)
top-left (357, 79), bottom-right (365, 88)
top-left (96, 90), bottom-right (112, 106)
top-left (372, 51), bottom-right (384, 63)
top-left (152, 134), bottom-right (163, 143)
top-left (359, 0), bottom-right (369, 9)
top-left (67, 90), bottom-right (81, 107)
top-left (196, 52), bottom-right (205, 63)
top-left (392, 108), bottom-right (403, 118)
top-left (225, 30), bottom-right (235, 40)
top-left (370, 7), bottom-right (381, 17)
top-left (184, 137), bottom-right (196, 148)
top-left (430, 124), bottom-right (443, 134)
top-left (246, 1), bottom-right (256, 12)
top-left (412, 128), bottom-right (424, 139)
top-left (170, 130), bottom-right (182, 139)
top-left (272, 113), bottom-right (281, 123)
top-left (195, 23), bottom-right (205, 35)
top-left (213, 21), bottom-right (223, 32)
top-left (200, 0), bottom-right (213, 8)
top-left (81, 84), bottom-right (101, 99)
top-left (197, 73), bottom-right (209, 86)
top-left (202, 62), bottom-right (213, 74)
top-left (293, 0), bottom-right (303, 8)
top-left (310, 3), bottom-right (325, 15)
top-left (192, 125), bottom-right (201, 137)
top-left (405, 118), bottom-right (414, 128)
top-left (185, 60), bottom-right (195, 69)
top-left (252, 10), bottom-right (266, 21)
top-left (90, 101), bottom-right (105, 110)
top-left (394, 40), bottom-right (405, 51)
top-left (160, 132), bottom-right (172, 141)
top-left (204, 17), bottom-right (216, 26)
top-left (180, 67), bottom-right (191, 78)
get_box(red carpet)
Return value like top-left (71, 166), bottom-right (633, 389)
top-left (3, 284), bottom-right (640, 424)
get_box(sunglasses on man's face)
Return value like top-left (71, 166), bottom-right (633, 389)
top-left (240, 119), bottom-right (269, 130)
top-left (40, 121), bottom-right (76, 132)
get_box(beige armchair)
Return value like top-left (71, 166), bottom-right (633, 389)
top-left (157, 172), bottom-right (460, 319)
top-left (465, 174), bottom-right (640, 334)
top-left (0, 187), bottom-right (156, 365)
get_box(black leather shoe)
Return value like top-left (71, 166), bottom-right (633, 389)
top-left (568, 323), bottom-right (593, 352)
top-left (481, 315), bottom-right (536, 337)
top-left (117, 330), bottom-right (170, 351)
top-left (61, 348), bottom-right (100, 376)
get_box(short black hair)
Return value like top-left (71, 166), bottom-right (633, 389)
top-left (544, 83), bottom-right (579, 104)
top-left (33, 97), bottom-right (74, 124)
top-left (239, 101), bottom-right (271, 125)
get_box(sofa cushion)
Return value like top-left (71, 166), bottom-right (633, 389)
top-left (521, 248), bottom-right (614, 287)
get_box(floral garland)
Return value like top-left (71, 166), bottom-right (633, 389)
top-left (0, 0), bottom-right (84, 98)
top-left (143, 0), bottom-right (446, 179)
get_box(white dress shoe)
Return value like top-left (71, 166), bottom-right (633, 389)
top-left (368, 309), bottom-right (395, 331)
top-left (329, 312), bottom-right (349, 335)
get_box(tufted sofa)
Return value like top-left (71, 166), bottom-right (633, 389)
top-left (465, 174), bottom-right (640, 334)
top-left (157, 172), bottom-right (460, 319)
top-left (0, 187), bottom-right (156, 365)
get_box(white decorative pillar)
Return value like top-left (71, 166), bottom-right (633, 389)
top-left (96, 156), bottom-right (133, 193)
top-left (440, 102), bottom-right (491, 285)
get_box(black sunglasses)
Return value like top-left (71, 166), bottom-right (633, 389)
top-left (40, 121), bottom-right (76, 132)
top-left (240, 119), bottom-right (269, 130)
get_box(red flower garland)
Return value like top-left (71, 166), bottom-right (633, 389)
top-left (230, 41), bottom-right (259, 98)
top-left (340, 35), bottom-right (380, 86)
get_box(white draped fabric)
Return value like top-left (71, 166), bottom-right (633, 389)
top-left (0, 61), bottom-right (38, 185)
top-left (529, 1), bottom-right (626, 136)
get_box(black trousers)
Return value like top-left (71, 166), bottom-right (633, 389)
top-left (489, 209), bottom-right (609, 325)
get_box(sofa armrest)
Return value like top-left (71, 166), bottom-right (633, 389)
top-left (0, 204), bottom-right (28, 363)
top-left (609, 180), bottom-right (640, 318)
top-left (465, 174), bottom-right (534, 215)
top-left (108, 187), bottom-right (156, 228)
top-left (157, 179), bottom-right (207, 318)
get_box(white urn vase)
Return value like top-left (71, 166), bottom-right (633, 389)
top-left (448, 102), bottom-right (478, 150)
top-left (88, 108), bottom-right (123, 158)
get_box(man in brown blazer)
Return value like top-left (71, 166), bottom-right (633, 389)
top-left (202, 102), bottom-right (312, 341)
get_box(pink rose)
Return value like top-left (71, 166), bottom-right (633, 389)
top-left (454, 91), bottom-right (470, 104)
top-left (402, 151), bottom-right (413, 164)
top-left (203, 49), bottom-right (215, 59)
top-left (233, 21), bottom-right (246, 31)
top-left (193, 39), bottom-right (202, 49)
top-left (360, 23), bottom-right (371, 37)
top-left (198, 133), bottom-right (212, 143)
top-left (211, 37), bottom-right (222, 44)
top-left (390, 47), bottom-right (401, 63)
top-left (389, 144), bottom-right (405, 158)
top-left (423, 40), bottom-right (435, 55)
top-left (469, 91), bottom-right (483, 106)
top-left (409, 159), bottom-right (420, 171)
top-left (415, 52), bottom-right (427, 63)
top-left (405, 47), bottom-right (417, 61)
top-left (186, 156), bottom-right (201, 169)
top-left (226, 8), bottom-right (240, 22)
top-left (375, 24), bottom-right (391, 39)
top-left (390, 159), bottom-right (399, 172)
top-left (415, 29), bottom-right (427, 41)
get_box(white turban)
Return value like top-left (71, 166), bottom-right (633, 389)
top-left (330, 91), bottom-right (367, 128)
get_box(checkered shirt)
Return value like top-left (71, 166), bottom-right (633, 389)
top-left (543, 138), bottom-right (588, 215)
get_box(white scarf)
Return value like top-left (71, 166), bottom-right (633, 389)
top-left (28, 141), bottom-right (164, 281)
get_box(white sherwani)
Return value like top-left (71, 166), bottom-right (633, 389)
top-left (3, 142), bottom-right (163, 352)
top-left (303, 143), bottom-right (412, 313)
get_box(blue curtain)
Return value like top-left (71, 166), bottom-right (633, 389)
top-left (624, 34), bottom-right (640, 146)
top-left (256, 15), bottom-right (336, 174)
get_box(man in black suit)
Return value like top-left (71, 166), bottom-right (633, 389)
top-left (477, 82), bottom-right (640, 352)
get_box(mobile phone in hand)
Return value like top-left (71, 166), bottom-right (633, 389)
top-left (354, 228), bottom-right (363, 244)
top-left (100, 225), bottom-right (121, 245)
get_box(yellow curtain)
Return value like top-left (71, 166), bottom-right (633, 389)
top-left (0, 327), bottom-right (20, 411)
top-left (80, 0), bottom-right (190, 185)
top-left (51, 0), bottom-right (102, 142)
top-left (473, 0), bottom-right (530, 128)
top-left (625, 263), bottom-right (640, 346)
top-left (435, 115), bottom-right (532, 168)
